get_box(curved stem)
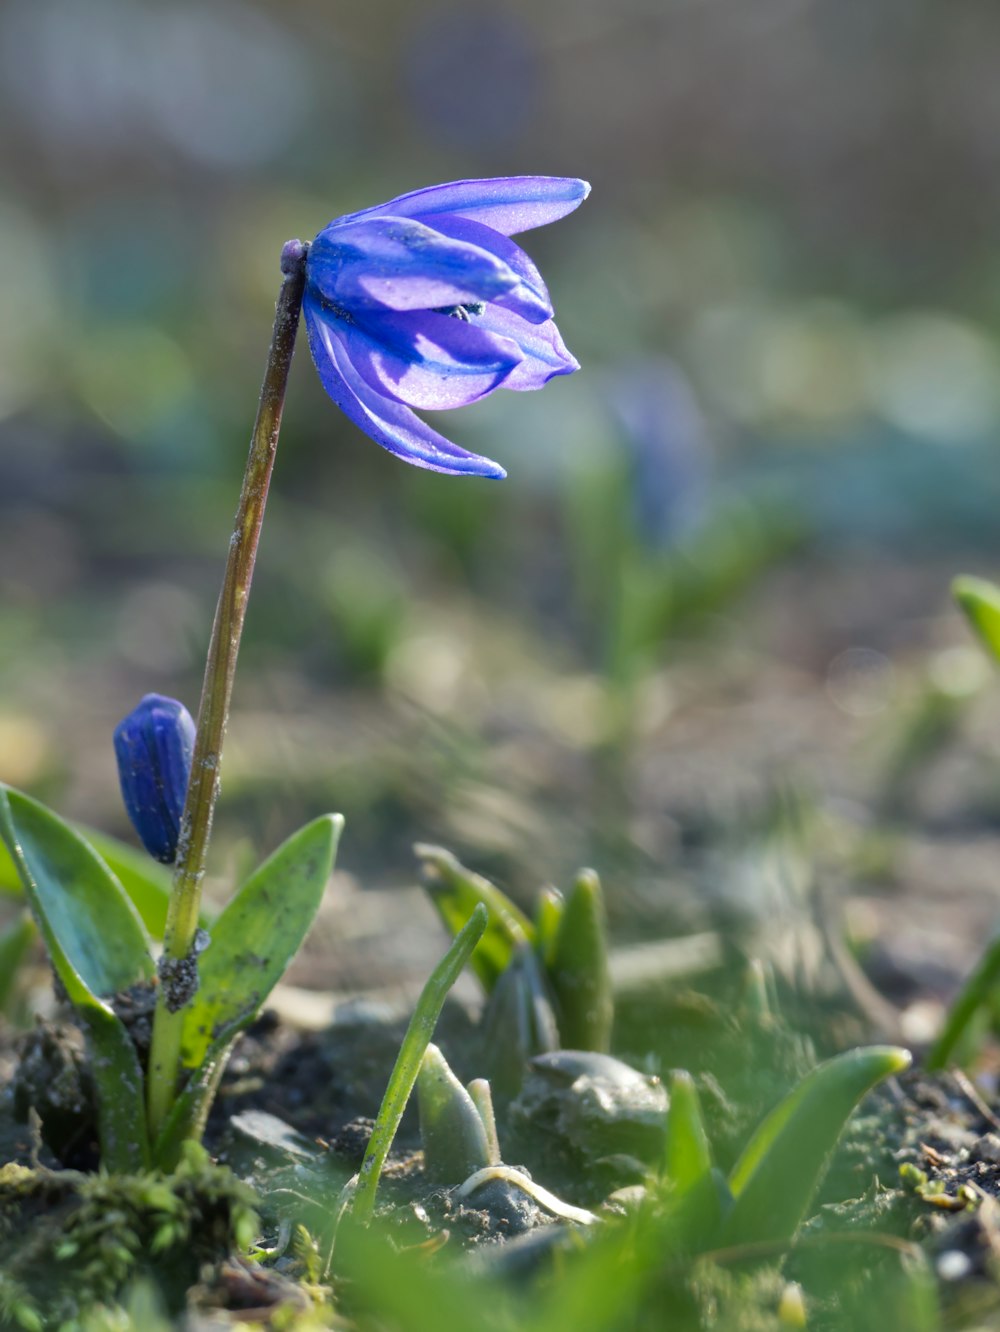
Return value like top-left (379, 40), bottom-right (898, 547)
top-left (146, 240), bottom-right (309, 1141)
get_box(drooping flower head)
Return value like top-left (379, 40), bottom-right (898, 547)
top-left (303, 176), bottom-right (590, 479)
top-left (113, 693), bottom-right (195, 863)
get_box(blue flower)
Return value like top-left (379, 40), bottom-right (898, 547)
top-left (113, 693), bottom-right (195, 864)
top-left (303, 176), bottom-right (590, 478)
top-left (609, 360), bottom-right (711, 550)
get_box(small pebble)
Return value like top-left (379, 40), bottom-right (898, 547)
top-left (973, 1133), bottom-right (1000, 1164)
top-left (600, 1184), bottom-right (647, 1216)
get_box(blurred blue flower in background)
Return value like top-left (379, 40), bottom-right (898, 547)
top-left (113, 693), bottom-right (195, 864)
top-left (303, 176), bottom-right (590, 478)
top-left (609, 360), bottom-right (711, 549)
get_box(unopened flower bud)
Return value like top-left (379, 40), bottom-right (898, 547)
top-left (113, 693), bottom-right (195, 864)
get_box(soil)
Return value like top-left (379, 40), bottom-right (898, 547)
top-left (7, 915), bottom-right (1000, 1330)
top-left (6, 553), bottom-right (1000, 1325)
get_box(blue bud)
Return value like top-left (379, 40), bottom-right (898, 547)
top-left (113, 693), bottom-right (195, 864)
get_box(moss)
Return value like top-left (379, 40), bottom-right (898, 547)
top-left (686, 1262), bottom-right (793, 1331)
top-left (0, 1143), bottom-right (258, 1328)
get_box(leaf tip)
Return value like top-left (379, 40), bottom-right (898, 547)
top-left (879, 1045), bottom-right (912, 1076)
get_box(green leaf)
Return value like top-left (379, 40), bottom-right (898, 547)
top-left (482, 941), bottom-right (559, 1096)
top-left (180, 814), bottom-right (343, 1072)
top-left (927, 931), bottom-right (1000, 1071)
top-left (954, 575), bottom-right (1000, 665)
top-left (154, 815), bottom-right (343, 1169)
top-left (723, 1045), bottom-right (911, 1246)
top-left (661, 1069), bottom-right (724, 1253)
top-left (1, 818), bottom-right (211, 940)
top-left (547, 867), bottom-right (613, 1051)
top-left (0, 784), bottom-right (152, 1170)
top-left (77, 1003), bottom-right (152, 1172)
top-left (533, 885), bottom-right (564, 967)
top-left (153, 1049), bottom-right (230, 1172)
top-left (352, 904), bottom-right (489, 1225)
top-left (0, 910), bottom-right (35, 1012)
top-left (416, 845), bottom-right (532, 992)
top-left (78, 827), bottom-right (180, 938)
top-left (0, 839), bottom-right (22, 894)
top-left (333, 1215), bottom-right (507, 1332)
top-left (665, 1069), bottom-right (713, 1197)
top-left (0, 785), bottom-right (153, 997)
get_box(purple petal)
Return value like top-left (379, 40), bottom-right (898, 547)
top-left (304, 294), bottom-right (506, 478)
top-left (346, 176), bottom-right (591, 237)
top-left (475, 305), bottom-right (580, 390)
top-left (308, 215), bottom-right (518, 312)
top-left (414, 213), bottom-right (552, 324)
top-left (341, 308), bottom-right (523, 411)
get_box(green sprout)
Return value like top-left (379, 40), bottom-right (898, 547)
top-left (350, 905), bottom-right (488, 1226)
top-left (417, 846), bottom-right (614, 1094)
top-left (927, 575), bottom-right (1000, 1069)
top-left (418, 1044), bottom-right (499, 1182)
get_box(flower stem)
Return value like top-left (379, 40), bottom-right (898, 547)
top-left (146, 240), bottom-right (309, 1144)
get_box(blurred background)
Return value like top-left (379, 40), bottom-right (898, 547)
top-left (4, 0), bottom-right (1000, 1013)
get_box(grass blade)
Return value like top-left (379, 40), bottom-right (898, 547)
top-left (352, 903), bottom-right (488, 1224)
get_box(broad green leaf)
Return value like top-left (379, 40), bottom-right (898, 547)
top-left (0, 910), bottom-right (35, 1012)
top-left (77, 1002), bottom-right (152, 1171)
top-left (954, 575), bottom-right (1000, 665)
top-left (0, 784), bottom-right (152, 1170)
top-left (179, 814), bottom-right (343, 1072)
top-left (79, 827), bottom-right (177, 937)
top-left (416, 844), bottom-right (532, 992)
top-left (156, 816), bottom-right (342, 1169)
top-left (0, 785), bottom-right (153, 997)
top-left (548, 868), bottom-right (612, 1051)
top-left (1, 819), bottom-right (209, 939)
top-left (723, 1045), bottom-right (911, 1246)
